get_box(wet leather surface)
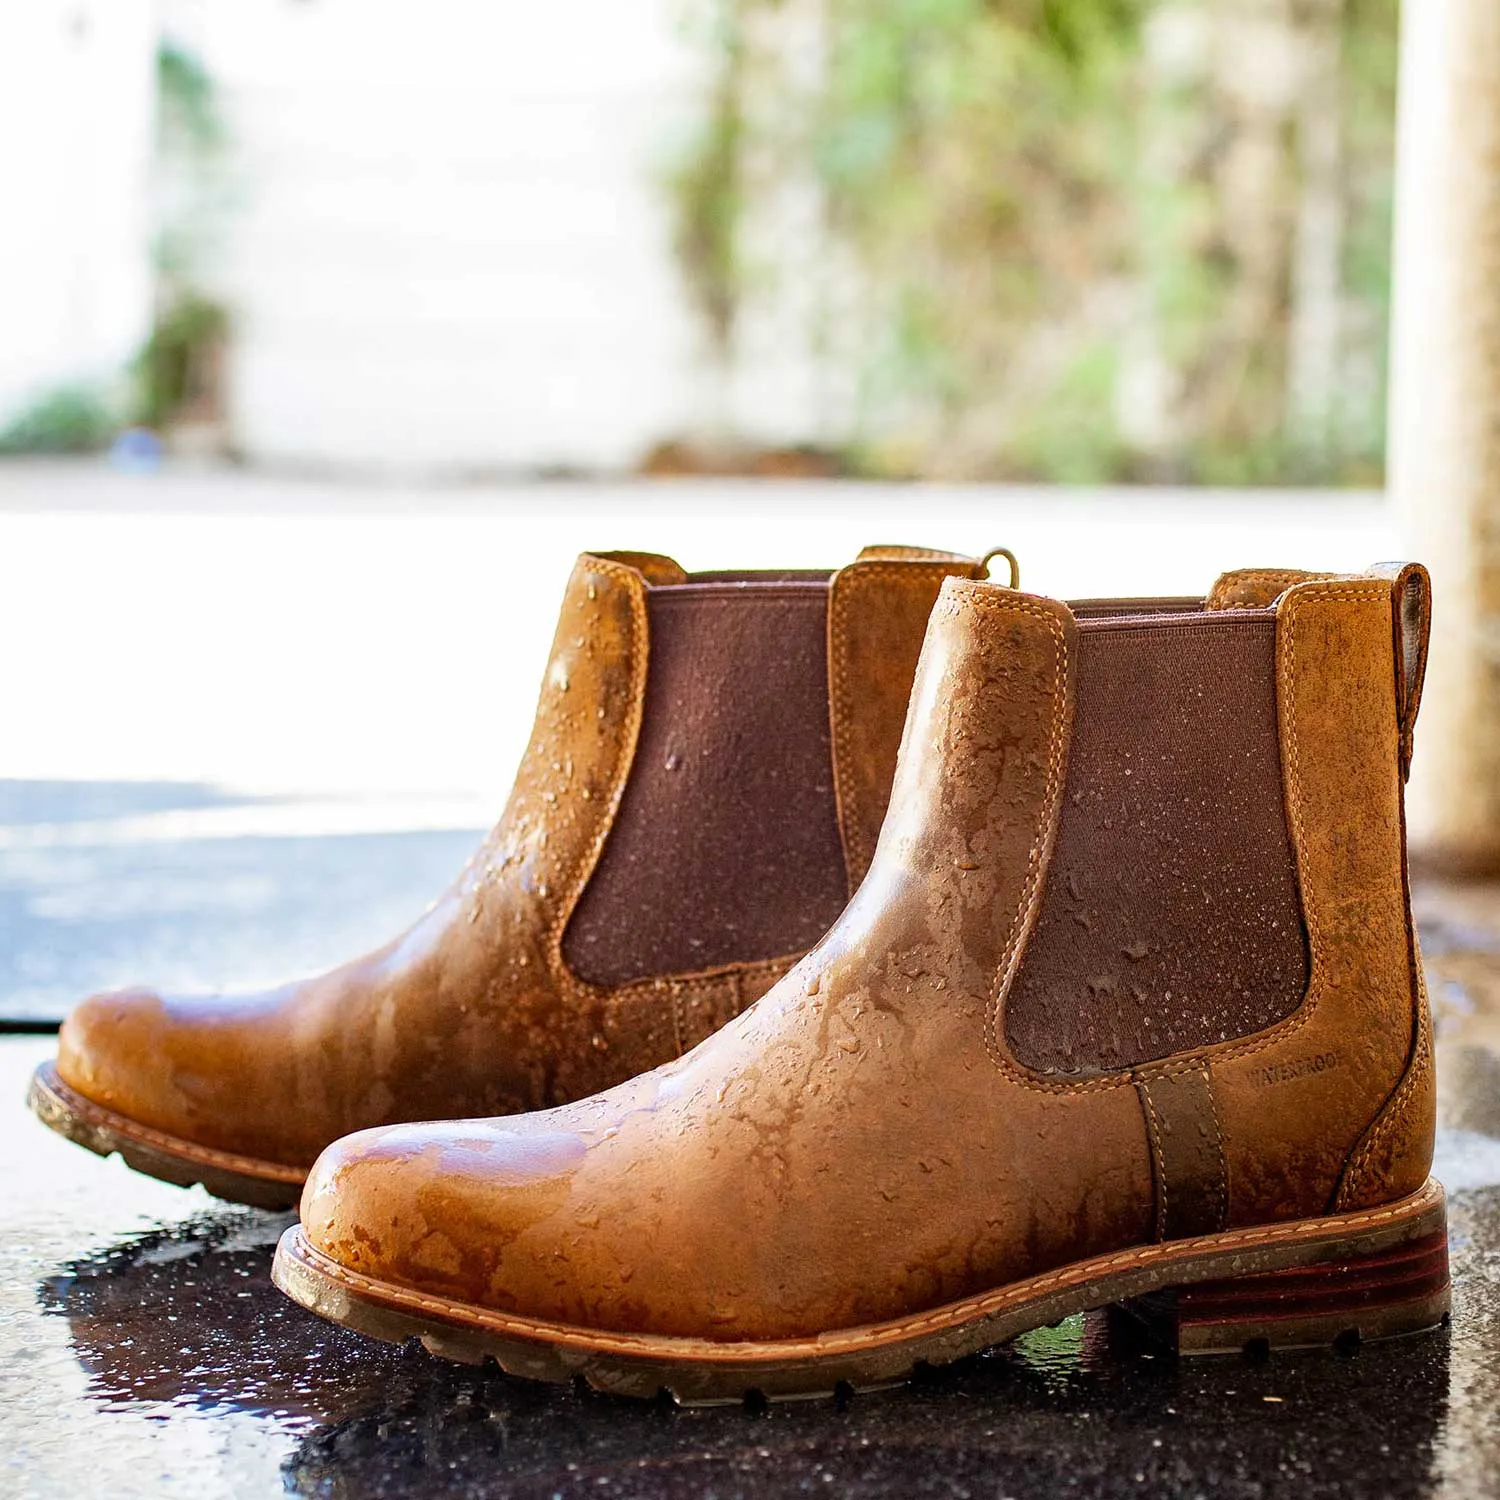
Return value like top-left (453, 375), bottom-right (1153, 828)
top-left (299, 581), bottom-right (1157, 1339)
top-left (1214, 580), bottom-right (1431, 1225)
top-left (298, 573), bottom-right (1435, 1341)
top-left (54, 554), bottom-right (680, 1167)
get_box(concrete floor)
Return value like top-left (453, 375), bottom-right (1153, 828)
top-left (1, 876), bottom-right (1499, 1499)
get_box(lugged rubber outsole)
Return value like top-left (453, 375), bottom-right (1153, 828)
top-left (26, 1061), bottom-right (305, 1211)
top-left (271, 1176), bottom-right (1450, 1404)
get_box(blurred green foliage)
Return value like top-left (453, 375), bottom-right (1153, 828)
top-left (145, 40), bottom-right (232, 433)
top-left (157, 42), bottom-right (226, 156)
top-left (132, 293), bottom-right (228, 431)
top-left (668, 0), bottom-right (1399, 483)
top-left (0, 387), bottom-right (114, 455)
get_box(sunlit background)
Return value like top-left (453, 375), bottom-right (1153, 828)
top-left (2, 0), bottom-right (1399, 481)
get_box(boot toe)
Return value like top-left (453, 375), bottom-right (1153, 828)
top-left (53, 982), bottom-right (318, 1168)
top-left (300, 1117), bottom-right (591, 1314)
top-left (57, 985), bottom-right (177, 1123)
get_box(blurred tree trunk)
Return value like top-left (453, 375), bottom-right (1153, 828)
top-left (1390, 0), bottom-right (1500, 867)
top-left (1287, 0), bottom-right (1346, 465)
top-left (1199, 0), bottom-right (1298, 445)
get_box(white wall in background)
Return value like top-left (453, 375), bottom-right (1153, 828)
top-left (0, 1), bottom-right (827, 471)
top-left (0, 469), bottom-right (1393, 804)
top-left (0, 1), bottom-right (156, 424)
top-left (163, 0), bottom-right (823, 475)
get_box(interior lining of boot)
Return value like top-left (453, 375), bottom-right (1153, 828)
top-left (681, 569), bottom-right (834, 585)
top-left (1074, 605), bottom-right (1278, 632)
top-left (1068, 596), bottom-right (1207, 618)
top-left (654, 581), bottom-right (1274, 620)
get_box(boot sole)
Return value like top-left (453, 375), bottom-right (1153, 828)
top-left (271, 1176), bottom-right (1450, 1404)
top-left (26, 1061), bottom-right (305, 1210)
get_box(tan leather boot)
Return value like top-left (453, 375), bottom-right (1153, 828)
top-left (29, 545), bottom-right (988, 1207)
top-left (274, 564), bottom-right (1446, 1401)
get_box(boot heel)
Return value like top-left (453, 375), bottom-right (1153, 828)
top-left (1120, 1228), bottom-right (1451, 1356)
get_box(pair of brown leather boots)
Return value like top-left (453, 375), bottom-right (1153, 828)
top-left (30, 544), bottom-right (1447, 1403)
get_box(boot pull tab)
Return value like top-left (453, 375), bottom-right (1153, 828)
top-left (980, 547), bottom-right (1020, 590)
top-left (1367, 561), bottom-right (1431, 782)
top-left (853, 543), bottom-right (1010, 584)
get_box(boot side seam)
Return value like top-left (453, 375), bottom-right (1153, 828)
top-left (1205, 1072), bottom-right (1230, 1228)
top-left (547, 557), bottom-right (651, 995)
top-left (1141, 1082), bottom-right (1169, 1240)
top-left (1332, 648), bottom-right (1431, 1212)
top-left (951, 587), bottom-right (1091, 1088)
top-left (830, 562), bottom-right (906, 888)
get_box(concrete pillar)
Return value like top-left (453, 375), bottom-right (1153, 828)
top-left (1389, 0), bottom-right (1500, 868)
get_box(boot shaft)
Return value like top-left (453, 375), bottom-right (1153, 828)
top-left (885, 565), bottom-right (1434, 1234)
top-left (39, 541), bottom-right (988, 1192)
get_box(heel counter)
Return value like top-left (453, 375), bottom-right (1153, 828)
top-left (1334, 918), bottom-right (1437, 1211)
top-left (1213, 577), bottom-right (1424, 1224)
top-left (1333, 563), bottom-right (1436, 1210)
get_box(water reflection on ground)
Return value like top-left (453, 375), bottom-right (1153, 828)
top-left (6, 876), bottom-right (1500, 1498)
top-left (36, 1196), bottom-right (1469, 1500)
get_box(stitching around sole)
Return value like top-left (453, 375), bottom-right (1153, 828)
top-left (29, 1062), bottom-right (306, 1186)
top-left (278, 1177), bottom-right (1446, 1365)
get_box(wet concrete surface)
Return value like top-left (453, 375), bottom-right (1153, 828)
top-left (6, 879), bottom-right (1500, 1498)
top-left (0, 780), bottom-right (484, 1024)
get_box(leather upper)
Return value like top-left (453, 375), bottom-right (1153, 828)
top-left (298, 571), bottom-right (1435, 1342)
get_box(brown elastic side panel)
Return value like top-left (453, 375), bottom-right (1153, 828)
top-left (1005, 611), bottom-right (1310, 1075)
top-left (563, 581), bottom-right (848, 987)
